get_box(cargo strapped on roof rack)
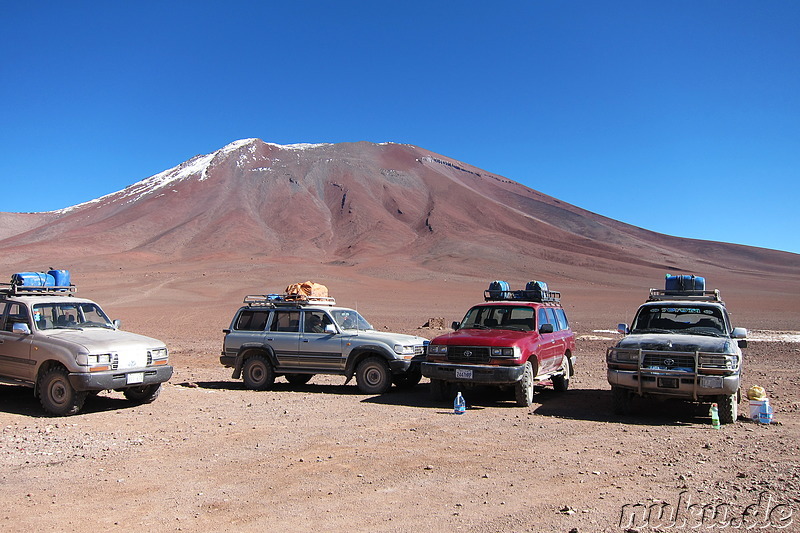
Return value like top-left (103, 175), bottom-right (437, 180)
top-left (483, 289), bottom-right (561, 303)
top-left (647, 288), bottom-right (723, 303)
top-left (0, 284), bottom-right (76, 297)
top-left (243, 294), bottom-right (336, 307)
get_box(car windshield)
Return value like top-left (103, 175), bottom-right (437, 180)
top-left (33, 302), bottom-right (114, 330)
top-left (330, 309), bottom-right (372, 330)
top-left (459, 305), bottom-right (535, 332)
top-left (631, 305), bottom-right (726, 336)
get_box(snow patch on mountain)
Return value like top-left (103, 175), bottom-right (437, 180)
top-left (53, 139), bottom-right (328, 214)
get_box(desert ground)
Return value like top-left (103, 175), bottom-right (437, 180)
top-left (0, 269), bottom-right (798, 532)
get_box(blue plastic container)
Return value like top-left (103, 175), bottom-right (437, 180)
top-left (48, 269), bottom-right (71, 287)
top-left (11, 272), bottom-right (55, 287)
top-left (665, 274), bottom-right (705, 294)
top-left (487, 280), bottom-right (510, 299)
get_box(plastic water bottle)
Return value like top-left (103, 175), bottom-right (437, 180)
top-left (709, 403), bottom-right (720, 429)
top-left (454, 391), bottom-right (466, 414)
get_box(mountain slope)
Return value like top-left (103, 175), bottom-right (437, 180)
top-left (0, 139), bottom-right (797, 282)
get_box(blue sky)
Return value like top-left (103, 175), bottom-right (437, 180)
top-left (2, 2), bottom-right (798, 254)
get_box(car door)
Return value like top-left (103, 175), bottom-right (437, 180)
top-left (536, 307), bottom-right (559, 373)
top-left (298, 310), bottom-right (343, 371)
top-left (267, 310), bottom-right (301, 369)
top-left (0, 302), bottom-right (35, 380)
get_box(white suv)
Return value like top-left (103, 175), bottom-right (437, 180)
top-left (0, 282), bottom-right (173, 416)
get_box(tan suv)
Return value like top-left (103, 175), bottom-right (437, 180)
top-left (0, 278), bottom-right (173, 416)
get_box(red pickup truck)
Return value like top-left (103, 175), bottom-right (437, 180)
top-left (421, 281), bottom-right (576, 406)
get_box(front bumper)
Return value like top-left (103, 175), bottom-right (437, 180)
top-left (68, 365), bottom-right (174, 391)
top-left (608, 369), bottom-right (739, 399)
top-left (421, 362), bottom-right (525, 384)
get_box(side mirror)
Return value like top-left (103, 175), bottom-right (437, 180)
top-left (324, 324), bottom-right (337, 334)
top-left (113, 319), bottom-right (122, 330)
top-left (617, 323), bottom-right (630, 335)
top-left (732, 327), bottom-right (747, 348)
top-left (12, 322), bottom-right (31, 335)
top-left (538, 323), bottom-right (554, 334)
top-left (451, 321), bottom-right (460, 331)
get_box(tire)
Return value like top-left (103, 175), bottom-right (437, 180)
top-left (718, 391), bottom-right (739, 424)
top-left (392, 367), bottom-right (422, 389)
top-left (123, 383), bottom-right (162, 404)
top-left (355, 356), bottom-right (392, 394)
top-left (285, 373), bottom-right (313, 385)
top-left (514, 361), bottom-right (534, 407)
top-left (611, 386), bottom-right (631, 415)
top-left (242, 355), bottom-right (275, 391)
top-left (429, 378), bottom-right (450, 401)
top-left (38, 367), bottom-right (87, 416)
top-left (552, 355), bottom-right (570, 392)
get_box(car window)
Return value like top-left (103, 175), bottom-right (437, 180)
top-left (3, 303), bottom-right (30, 332)
top-left (270, 311), bottom-right (300, 332)
top-left (304, 311), bottom-right (333, 333)
top-left (537, 308), bottom-right (550, 329)
top-left (544, 308), bottom-right (558, 330)
top-left (555, 308), bottom-right (569, 330)
top-left (235, 310), bottom-right (270, 331)
top-left (632, 305), bottom-right (725, 335)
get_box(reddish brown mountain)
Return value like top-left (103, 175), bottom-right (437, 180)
top-left (0, 139), bottom-right (798, 328)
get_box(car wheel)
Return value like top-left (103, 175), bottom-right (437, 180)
top-left (718, 391), bottom-right (739, 424)
top-left (611, 386), bottom-right (631, 415)
top-left (38, 367), bottom-right (87, 416)
top-left (123, 384), bottom-right (162, 404)
top-left (392, 367), bottom-right (422, 389)
top-left (514, 361), bottom-right (534, 407)
top-left (552, 355), bottom-right (570, 392)
top-left (355, 356), bottom-right (391, 394)
top-left (285, 373), bottom-right (313, 385)
top-left (243, 355), bottom-right (275, 391)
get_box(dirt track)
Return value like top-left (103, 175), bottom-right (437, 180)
top-left (1, 334), bottom-right (797, 532)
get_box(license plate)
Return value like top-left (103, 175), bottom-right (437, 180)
top-left (455, 368), bottom-right (473, 380)
top-left (700, 376), bottom-right (723, 389)
top-left (657, 377), bottom-right (678, 388)
top-left (126, 372), bottom-right (144, 384)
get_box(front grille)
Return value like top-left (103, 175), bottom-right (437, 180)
top-left (112, 354), bottom-right (119, 370)
top-left (446, 346), bottom-right (491, 363)
top-left (414, 345), bottom-right (425, 356)
top-left (642, 353), bottom-right (696, 372)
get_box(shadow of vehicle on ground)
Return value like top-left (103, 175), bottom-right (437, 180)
top-left (0, 383), bottom-right (165, 417)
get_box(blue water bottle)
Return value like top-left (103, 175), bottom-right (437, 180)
top-left (454, 391), bottom-right (466, 414)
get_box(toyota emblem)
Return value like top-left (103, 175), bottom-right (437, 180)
top-left (464, 350), bottom-right (473, 357)
top-left (664, 358), bottom-right (675, 367)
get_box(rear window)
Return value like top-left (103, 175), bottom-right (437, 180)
top-left (235, 310), bottom-right (270, 331)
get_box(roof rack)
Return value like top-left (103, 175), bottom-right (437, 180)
top-left (484, 289), bottom-right (561, 303)
top-left (647, 288), bottom-right (723, 303)
top-left (0, 284), bottom-right (76, 297)
top-left (243, 294), bottom-right (336, 307)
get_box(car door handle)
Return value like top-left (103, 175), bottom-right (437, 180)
top-left (302, 339), bottom-right (309, 343)
top-left (266, 337), bottom-right (274, 341)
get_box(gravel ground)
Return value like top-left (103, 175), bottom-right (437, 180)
top-left (1, 333), bottom-right (798, 532)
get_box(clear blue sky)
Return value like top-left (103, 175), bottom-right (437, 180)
top-left (2, 2), bottom-right (798, 254)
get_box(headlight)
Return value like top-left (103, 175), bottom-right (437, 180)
top-left (699, 355), bottom-right (736, 370)
top-left (428, 345), bottom-right (448, 355)
top-left (490, 347), bottom-right (518, 358)
top-left (612, 349), bottom-right (639, 362)
top-left (87, 353), bottom-right (112, 365)
top-left (149, 347), bottom-right (169, 364)
top-left (394, 344), bottom-right (416, 355)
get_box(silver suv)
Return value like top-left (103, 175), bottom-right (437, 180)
top-left (607, 281), bottom-right (746, 424)
top-left (221, 294), bottom-right (428, 394)
top-left (0, 284), bottom-right (173, 416)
